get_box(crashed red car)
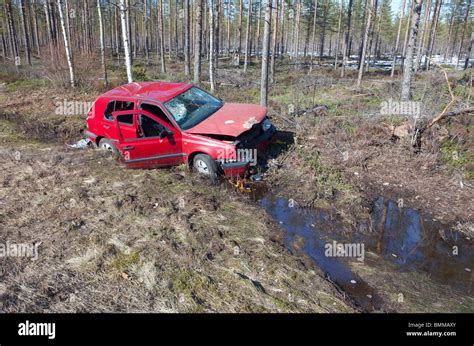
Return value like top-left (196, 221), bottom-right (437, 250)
top-left (85, 82), bottom-right (276, 177)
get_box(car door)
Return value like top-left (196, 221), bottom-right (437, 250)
top-left (102, 99), bottom-right (135, 140)
top-left (113, 110), bottom-right (184, 169)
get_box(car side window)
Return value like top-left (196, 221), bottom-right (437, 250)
top-left (104, 100), bottom-right (135, 121)
top-left (139, 114), bottom-right (165, 138)
top-left (117, 113), bottom-right (134, 126)
top-left (139, 103), bottom-right (174, 128)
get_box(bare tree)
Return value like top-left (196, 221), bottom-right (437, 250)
top-left (184, 0), bottom-right (190, 75)
top-left (357, 0), bottom-right (374, 87)
top-left (19, 0), bottom-right (31, 64)
top-left (391, 0), bottom-right (406, 77)
top-left (424, 0), bottom-right (442, 70)
top-left (401, 0), bottom-right (423, 101)
top-left (57, 0), bottom-right (75, 87)
top-left (243, 0), bottom-right (252, 71)
top-left (464, 32), bottom-right (473, 70)
top-left (120, 0), bottom-right (133, 82)
top-left (456, 0), bottom-right (471, 68)
top-left (158, 0), bottom-right (166, 73)
top-left (270, 0), bottom-right (279, 82)
top-left (341, 0), bottom-right (354, 77)
top-left (194, 0), bottom-right (203, 84)
top-left (97, 0), bottom-right (108, 87)
top-left (209, 0), bottom-right (216, 92)
top-left (260, 0), bottom-right (271, 106)
top-left (309, 0), bottom-right (318, 71)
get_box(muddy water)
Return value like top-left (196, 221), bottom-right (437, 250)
top-left (247, 183), bottom-right (473, 312)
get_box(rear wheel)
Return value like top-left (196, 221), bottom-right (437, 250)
top-left (98, 138), bottom-right (119, 158)
top-left (193, 154), bottom-right (218, 181)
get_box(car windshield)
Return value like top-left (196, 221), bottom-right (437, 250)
top-left (163, 87), bottom-right (223, 130)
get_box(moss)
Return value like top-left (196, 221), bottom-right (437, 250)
top-left (6, 78), bottom-right (48, 92)
top-left (108, 251), bottom-right (141, 273)
top-left (440, 140), bottom-right (471, 169)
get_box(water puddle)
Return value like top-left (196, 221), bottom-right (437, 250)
top-left (245, 182), bottom-right (473, 311)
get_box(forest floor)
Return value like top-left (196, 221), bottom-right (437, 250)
top-left (0, 55), bottom-right (473, 312)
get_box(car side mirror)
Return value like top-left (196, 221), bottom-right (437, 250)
top-left (159, 128), bottom-right (172, 139)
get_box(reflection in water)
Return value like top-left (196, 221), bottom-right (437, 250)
top-left (369, 197), bottom-right (473, 293)
top-left (255, 188), bottom-right (473, 310)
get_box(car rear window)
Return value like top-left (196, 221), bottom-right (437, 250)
top-left (104, 100), bottom-right (134, 121)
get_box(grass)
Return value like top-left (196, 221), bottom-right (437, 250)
top-left (6, 78), bottom-right (49, 92)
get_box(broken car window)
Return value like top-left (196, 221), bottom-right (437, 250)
top-left (163, 87), bottom-right (223, 131)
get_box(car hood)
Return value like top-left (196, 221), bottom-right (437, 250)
top-left (184, 103), bottom-right (267, 137)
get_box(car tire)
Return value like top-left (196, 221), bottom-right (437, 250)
top-left (193, 154), bottom-right (218, 182)
top-left (98, 138), bottom-right (119, 158)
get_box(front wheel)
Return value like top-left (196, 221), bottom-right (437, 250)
top-left (193, 154), bottom-right (218, 182)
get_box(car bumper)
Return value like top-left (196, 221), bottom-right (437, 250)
top-left (220, 161), bottom-right (250, 177)
top-left (220, 125), bottom-right (277, 177)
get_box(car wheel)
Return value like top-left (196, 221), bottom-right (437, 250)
top-left (98, 138), bottom-right (119, 158)
top-left (193, 154), bottom-right (218, 181)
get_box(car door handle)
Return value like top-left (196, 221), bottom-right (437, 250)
top-left (103, 125), bottom-right (110, 129)
top-left (122, 145), bottom-right (135, 150)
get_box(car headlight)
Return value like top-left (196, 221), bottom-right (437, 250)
top-left (262, 118), bottom-right (272, 132)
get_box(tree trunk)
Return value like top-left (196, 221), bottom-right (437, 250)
top-left (120, 0), bottom-right (133, 82)
top-left (341, 0), bottom-right (354, 77)
top-left (425, 0), bottom-right (442, 70)
top-left (464, 32), bottom-right (473, 70)
top-left (57, 0), bottom-right (75, 87)
top-left (193, 0), bottom-right (203, 83)
top-left (18, 0), bottom-right (31, 65)
top-left (414, 0), bottom-right (430, 72)
top-left (456, 0), bottom-right (471, 68)
top-left (309, 0), bottom-right (318, 71)
top-left (391, 2), bottom-right (404, 72)
top-left (260, 0), bottom-right (271, 106)
top-left (243, 0), bottom-right (252, 71)
top-left (402, 0), bottom-right (413, 69)
top-left (401, 0), bottom-right (423, 101)
top-left (97, 0), bottom-right (108, 88)
top-left (334, 0), bottom-right (343, 70)
top-left (5, 0), bottom-right (19, 67)
top-left (209, 0), bottom-right (216, 92)
top-left (357, 0), bottom-right (374, 87)
top-left (270, 0), bottom-right (279, 82)
top-left (158, 0), bottom-right (166, 73)
top-left (184, 0), bottom-right (190, 75)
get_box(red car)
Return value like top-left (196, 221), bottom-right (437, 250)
top-left (85, 82), bottom-right (276, 178)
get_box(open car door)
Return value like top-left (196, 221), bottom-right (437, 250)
top-left (112, 110), bottom-right (185, 169)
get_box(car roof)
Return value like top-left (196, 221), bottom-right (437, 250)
top-left (101, 82), bottom-right (192, 103)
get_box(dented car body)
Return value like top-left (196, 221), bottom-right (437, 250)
top-left (85, 82), bottom-right (276, 177)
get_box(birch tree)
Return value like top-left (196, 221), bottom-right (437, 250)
top-left (401, 0), bottom-right (423, 101)
top-left (193, 0), bottom-right (203, 84)
top-left (57, 0), bottom-right (75, 87)
top-left (120, 0), bottom-right (133, 82)
top-left (97, 0), bottom-right (107, 87)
